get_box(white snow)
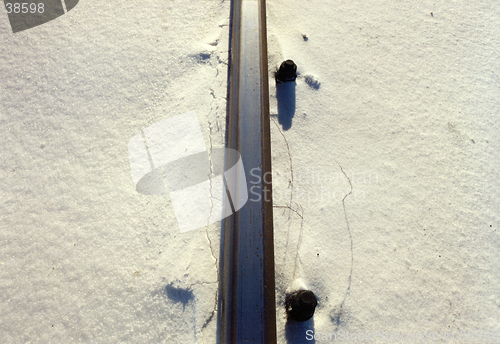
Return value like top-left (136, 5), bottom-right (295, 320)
top-left (1, 0), bottom-right (499, 343)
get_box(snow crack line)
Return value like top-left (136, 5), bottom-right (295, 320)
top-left (271, 117), bottom-right (306, 285)
top-left (201, 19), bottom-right (227, 343)
top-left (271, 117), bottom-right (294, 214)
top-left (334, 160), bottom-right (353, 328)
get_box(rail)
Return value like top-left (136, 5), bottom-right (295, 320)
top-left (217, 0), bottom-right (277, 343)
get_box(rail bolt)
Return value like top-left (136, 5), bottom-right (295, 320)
top-left (276, 60), bottom-right (297, 83)
top-left (286, 290), bottom-right (318, 322)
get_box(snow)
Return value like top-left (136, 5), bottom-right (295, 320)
top-left (1, 0), bottom-right (499, 343)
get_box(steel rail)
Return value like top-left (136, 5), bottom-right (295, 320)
top-left (217, 0), bottom-right (276, 343)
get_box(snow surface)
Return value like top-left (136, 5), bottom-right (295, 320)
top-left (1, 0), bottom-right (500, 343)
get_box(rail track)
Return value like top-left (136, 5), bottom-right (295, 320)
top-left (217, 0), bottom-right (277, 343)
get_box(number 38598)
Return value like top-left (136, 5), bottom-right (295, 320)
top-left (5, 3), bottom-right (45, 14)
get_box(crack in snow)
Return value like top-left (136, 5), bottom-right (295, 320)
top-left (270, 117), bottom-right (307, 288)
top-left (200, 31), bottom-right (227, 344)
top-left (332, 160), bottom-right (354, 329)
top-left (271, 117), bottom-right (294, 215)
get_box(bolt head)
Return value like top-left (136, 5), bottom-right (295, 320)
top-left (286, 290), bottom-right (318, 322)
top-left (276, 59), bottom-right (297, 83)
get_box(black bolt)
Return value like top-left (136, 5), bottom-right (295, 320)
top-left (276, 60), bottom-right (297, 83)
top-left (286, 290), bottom-right (318, 322)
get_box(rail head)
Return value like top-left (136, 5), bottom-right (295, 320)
top-left (217, 0), bottom-right (276, 343)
